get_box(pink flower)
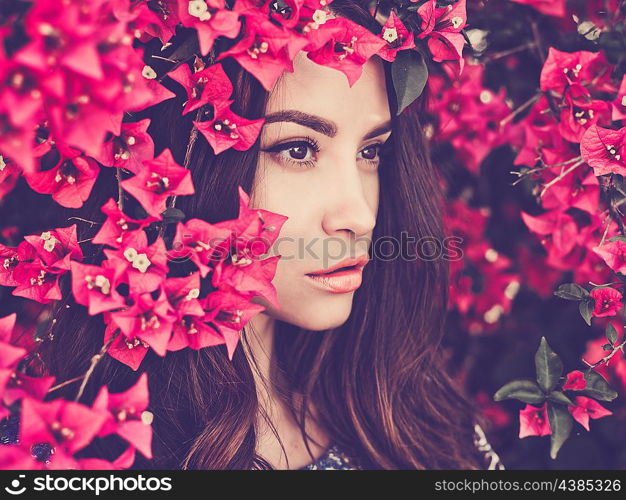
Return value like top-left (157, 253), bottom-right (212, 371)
top-left (104, 323), bottom-right (149, 372)
top-left (19, 397), bottom-right (108, 469)
top-left (592, 240), bottom-right (626, 274)
top-left (509, 0), bottom-right (566, 18)
top-left (540, 49), bottom-right (612, 97)
top-left (0, 242), bottom-right (37, 288)
top-left (127, 0), bottom-right (180, 45)
top-left (93, 119), bottom-right (155, 172)
top-left (11, 261), bottom-right (65, 304)
top-left (103, 231), bottom-right (169, 295)
top-left (215, 185), bottom-right (289, 256)
top-left (171, 218), bottom-right (233, 278)
top-left (177, 0), bottom-right (242, 56)
top-left (541, 167), bottom-right (600, 215)
top-left (22, 225), bottom-right (83, 271)
top-left (120, 148), bottom-right (195, 218)
top-left (212, 254), bottom-right (282, 310)
top-left (306, 17), bottom-right (387, 87)
top-left (218, 13), bottom-right (306, 91)
top-left (93, 372), bottom-right (153, 459)
top-left (70, 260), bottom-right (127, 315)
top-left (519, 403), bottom-right (551, 438)
top-left (163, 273), bottom-right (225, 351)
top-left (377, 11), bottom-right (415, 62)
top-left (558, 96), bottom-right (610, 144)
top-left (590, 287), bottom-right (623, 318)
top-left (563, 370), bottom-right (587, 391)
top-left (167, 61), bottom-right (233, 116)
top-left (2, 373), bottom-right (55, 408)
top-left (92, 199), bottom-right (160, 248)
top-left (107, 290), bottom-right (176, 358)
top-left (235, 0), bottom-right (311, 30)
top-left (24, 144), bottom-right (100, 209)
top-left (567, 396), bottom-right (612, 431)
top-left (0, 313), bottom-right (27, 415)
top-left (521, 210), bottom-right (578, 266)
top-left (417, 0), bottom-right (467, 67)
top-left (194, 101), bottom-right (265, 154)
top-left (203, 289), bottom-right (266, 359)
top-left (580, 125), bottom-right (626, 177)
top-left (0, 159), bottom-right (21, 201)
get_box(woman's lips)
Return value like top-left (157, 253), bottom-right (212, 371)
top-left (306, 266), bottom-right (363, 293)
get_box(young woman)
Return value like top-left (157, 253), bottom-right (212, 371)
top-left (8, 0), bottom-right (505, 469)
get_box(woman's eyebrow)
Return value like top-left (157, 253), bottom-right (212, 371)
top-left (264, 110), bottom-right (392, 141)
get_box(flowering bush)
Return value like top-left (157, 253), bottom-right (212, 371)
top-left (1, 0), bottom-right (626, 469)
top-left (433, 0), bottom-right (626, 466)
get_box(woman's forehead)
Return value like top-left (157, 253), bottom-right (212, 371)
top-left (265, 52), bottom-right (391, 126)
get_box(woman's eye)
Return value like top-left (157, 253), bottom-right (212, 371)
top-left (359, 145), bottom-right (380, 161)
top-left (263, 139), bottom-right (319, 167)
top-left (284, 144), bottom-right (313, 161)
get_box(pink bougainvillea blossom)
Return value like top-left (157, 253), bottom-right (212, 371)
top-left (519, 403), bottom-right (551, 438)
top-left (120, 148), bottom-right (195, 217)
top-left (194, 101), bottom-right (265, 154)
top-left (306, 17), bottom-right (387, 86)
top-left (580, 125), bottom-right (626, 177)
top-left (589, 287), bottom-right (623, 318)
top-left (567, 396), bottom-right (613, 431)
top-left (377, 10), bottom-right (415, 62)
top-left (563, 370), bottom-right (587, 391)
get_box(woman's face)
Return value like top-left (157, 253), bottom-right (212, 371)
top-left (249, 52), bottom-right (392, 331)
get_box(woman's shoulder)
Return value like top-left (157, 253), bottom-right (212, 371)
top-left (473, 422), bottom-right (506, 470)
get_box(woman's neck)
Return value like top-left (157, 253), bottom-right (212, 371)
top-left (242, 314), bottom-right (330, 468)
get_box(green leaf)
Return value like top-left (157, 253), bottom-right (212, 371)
top-left (579, 298), bottom-right (594, 326)
top-left (606, 323), bottom-right (618, 344)
top-left (547, 390), bottom-right (574, 406)
top-left (602, 343), bottom-right (613, 351)
top-left (553, 283), bottom-right (589, 300)
top-left (607, 235), bottom-right (626, 243)
top-left (535, 337), bottom-right (563, 393)
top-left (547, 402), bottom-right (573, 460)
top-left (493, 379), bottom-right (545, 404)
top-left (598, 31), bottom-right (626, 65)
top-left (579, 371), bottom-right (618, 401)
top-left (167, 32), bottom-right (201, 65)
top-left (391, 50), bottom-right (428, 115)
top-left (161, 207), bottom-right (186, 224)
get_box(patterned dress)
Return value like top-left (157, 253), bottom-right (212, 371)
top-left (301, 423), bottom-right (506, 470)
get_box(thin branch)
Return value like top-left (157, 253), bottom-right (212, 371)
top-left (530, 18), bottom-right (547, 62)
top-left (48, 375), bottom-right (84, 394)
top-left (157, 108), bottom-right (203, 240)
top-left (483, 41), bottom-right (537, 63)
top-left (151, 55), bottom-right (178, 63)
top-left (539, 159), bottom-right (584, 198)
top-left (598, 213), bottom-right (613, 247)
top-left (499, 93), bottom-right (541, 127)
top-left (583, 339), bottom-right (626, 371)
top-left (116, 167), bottom-right (124, 211)
top-left (67, 217), bottom-right (101, 226)
top-left (74, 330), bottom-right (120, 402)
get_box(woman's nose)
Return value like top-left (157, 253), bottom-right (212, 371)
top-left (320, 165), bottom-right (377, 239)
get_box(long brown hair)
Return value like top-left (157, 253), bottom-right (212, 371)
top-left (40, 0), bottom-right (487, 469)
